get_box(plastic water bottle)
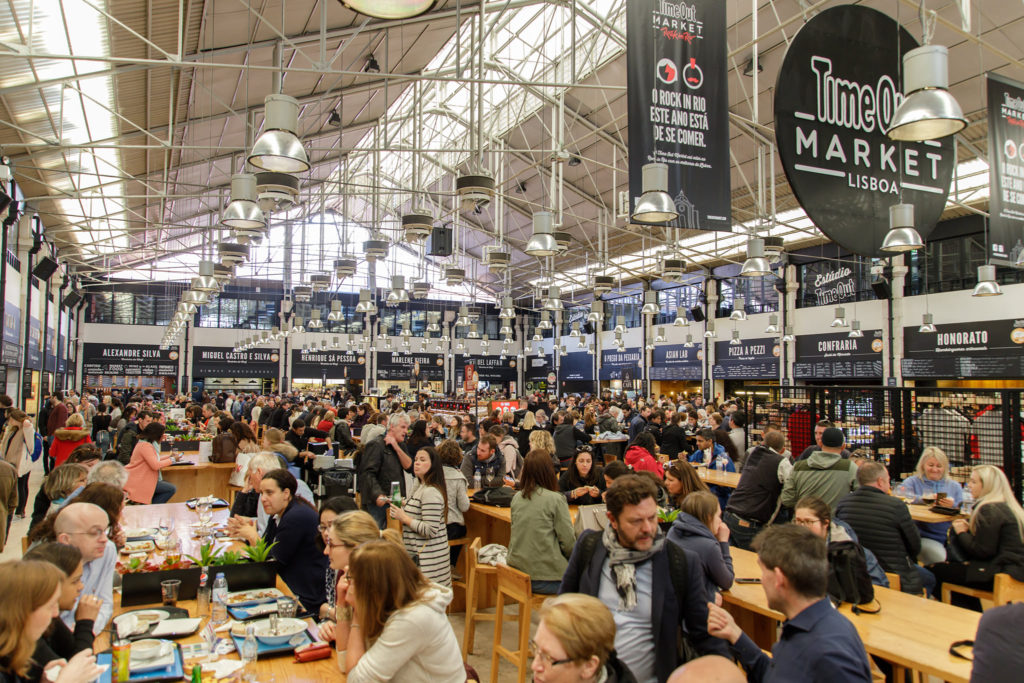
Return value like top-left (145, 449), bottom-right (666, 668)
top-left (962, 489), bottom-right (974, 515)
top-left (239, 625), bottom-right (258, 664)
top-left (473, 467), bottom-right (482, 489)
top-left (211, 573), bottom-right (228, 626)
top-left (715, 455), bottom-right (726, 472)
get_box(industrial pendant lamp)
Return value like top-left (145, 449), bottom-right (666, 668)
top-left (830, 307), bottom-right (848, 328)
top-left (730, 297), bottom-right (747, 321)
top-left (578, 336), bottom-right (587, 349)
top-left (181, 290), bottom-right (209, 306)
top-left (781, 325), bottom-right (796, 343)
top-left (467, 324), bottom-right (481, 340)
top-left (426, 312), bottom-right (441, 333)
top-left (354, 289), bottom-right (377, 314)
top-left (559, 344), bottom-right (568, 357)
top-left (532, 328), bottom-right (543, 343)
top-left (569, 322), bottom-right (581, 337)
top-left (672, 314), bottom-right (687, 327)
top-left (704, 322), bottom-right (717, 339)
top-left (499, 297), bottom-right (515, 319)
top-left (881, 203), bottom-right (924, 253)
top-left (730, 330), bottom-right (742, 345)
top-left (327, 300), bottom-right (343, 321)
top-left (538, 311), bottom-right (553, 331)
top-left (764, 313), bottom-right (780, 335)
top-left (526, 211), bottom-right (559, 256)
top-left (221, 174), bottom-right (266, 229)
top-left (385, 275), bottom-right (410, 306)
top-left (740, 237), bottom-right (772, 277)
top-left (640, 291), bottom-right (660, 316)
top-left (632, 163), bottom-right (677, 223)
top-left (886, 46), bottom-right (966, 141)
top-left (919, 313), bottom-right (937, 333)
top-left (587, 301), bottom-right (604, 324)
top-left (587, 343), bottom-right (595, 355)
top-left (613, 316), bottom-right (627, 334)
top-left (191, 261), bottom-right (220, 293)
top-left (307, 309), bottom-right (323, 329)
top-left (972, 264), bottom-right (1002, 297)
top-left (544, 286), bottom-right (564, 311)
top-left (654, 327), bottom-right (668, 344)
top-left (248, 95), bottom-right (309, 173)
top-left (848, 320), bottom-right (864, 338)
top-left (683, 333), bottom-right (695, 347)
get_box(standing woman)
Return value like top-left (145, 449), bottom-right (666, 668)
top-left (437, 440), bottom-right (470, 567)
top-left (660, 412), bottom-right (687, 461)
top-left (49, 414), bottom-right (90, 468)
top-left (1, 410), bottom-right (34, 520)
top-left (900, 447), bottom-right (964, 564)
top-left (558, 448), bottom-right (605, 505)
top-left (663, 462), bottom-right (710, 510)
top-left (389, 446), bottom-right (451, 587)
top-left (0, 560), bottom-right (102, 683)
top-left (337, 540), bottom-right (464, 682)
top-left (123, 422), bottom-right (176, 504)
top-left (928, 465), bottom-right (1024, 608)
top-left (517, 411), bottom-right (539, 456)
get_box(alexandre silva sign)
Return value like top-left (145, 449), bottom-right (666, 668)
top-left (775, 5), bottom-right (955, 257)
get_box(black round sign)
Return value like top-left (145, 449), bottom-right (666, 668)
top-left (775, 5), bottom-right (955, 257)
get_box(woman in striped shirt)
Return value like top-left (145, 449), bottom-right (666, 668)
top-left (389, 446), bottom-right (451, 587)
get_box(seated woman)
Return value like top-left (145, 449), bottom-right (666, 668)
top-left (123, 422), bottom-right (176, 504)
top-left (533, 593), bottom-right (636, 683)
top-left (0, 560), bottom-right (102, 683)
top-left (30, 464), bottom-right (87, 533)
top-left (233, 469), bottom-right (329, 614)
top-left (337, 540), bottom-right (465, 682)
top-left (50, 414), bottom-right (91, 468)
top-left (558, 448), bottom-right (605, 506)
top-left (663, 462), bottom-right (709, 510)
top-left (508, 451), bottom-right (577, 595)
top-left (316, 497), bottom-right (359, 623)
top-left (22, 543), bottom-right (99, 677)
top-left (388, 446), bottom-right (451, 588)
top-left (666, 491), bottom-right (734, 603)
top-left (529, 428), bottom-right (556, 465)
top-left (210, 416), bottom-right (238, 463)
top-left (927, 465), bottom-right (1024, 610)
top-left (74, 483), bottom-right (127, 549)
top-left (795, 496), bottom-right (889, 588)
top-left (228, 422), bottom-right (261, 488)
top-left (623, 431), bottom-right (664, 478)
top-left (262, 427), bottom-right (300, 478)
top-left (901, 447), bottom-right (964, 564)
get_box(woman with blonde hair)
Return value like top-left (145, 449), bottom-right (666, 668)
top-left (901, 446), bottom-right (964, 563)
top-left (0, 560), bottom-right (103, 683)
top-left (927, 465), bottom-right (1024, 609)
top-left (262, 427), bottom-right (300, 477)
top-left (529, 428), bottom-right (556, 462)
top-left (337, 540), bottom-right (464, 682)
top-left (517, 410), bottom-right (539, 455)
top-left (532, 593), bottom-right (636, 682)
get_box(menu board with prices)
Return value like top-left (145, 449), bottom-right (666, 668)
top-left (191, 346), bottom-right (279, 378)
top-left (712, 337), bottom-right (780, 380)
top-left (650, 343), bottom-right (702, 380)
top-left (83, 343), bottom-right (180, 376)
top-left (901, 319), bottom-right (1024, 379)
top-left (793, 330), bottom-right (883, 380)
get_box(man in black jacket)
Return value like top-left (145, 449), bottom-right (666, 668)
top-left (357, 413), bottom-right (410, 529)
top-left (723, 431), bottom-right (789, 550)
top-left (836, 461), bottom-right (934, 596)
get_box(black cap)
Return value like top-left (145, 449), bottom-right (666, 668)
top-left (821, 427), bottom-right (845, 448)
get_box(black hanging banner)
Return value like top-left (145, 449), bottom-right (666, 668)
top-left (802, 261), bottom-right (859, 307)
top-left (793, 330), bottom-right (883, 379)
top-left (559, 351), bottom-right (594, 382)
top-left (986, 73), bottom-right (1024, 264)
top-left (774, 5), bottom-right (955, 257)
top-left (455, 355), bottom-right (517, 384)
top-left (524, 355), bottom-right (555, 393)
top-left (83, 343), bottom-right (180, 376)
top-left (901, 319), bottom-right (1024, 379)
top-left (713, 338), bottom-right (780, 380)
top-left (627, 0), bottom-right (730, 232)
top-left (376, 353), bottom-right (444, 382)
top-left (192, 346), bottom-right (280, 378)
top-left (650, 343), bottom-right (702, 380)
top-left (600, 348), bottom-right (642, 381)
top-left (291, 350), bottom-right (366, 380)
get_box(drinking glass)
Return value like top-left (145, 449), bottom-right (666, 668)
top-left (197, 501), bottom-right (213, 526)
top-left (161, 579), bottom-right (181, 606)
top-left (276, 597), bottom-right (297, 618)
top-left (158, 516), bottom-right (173, 536)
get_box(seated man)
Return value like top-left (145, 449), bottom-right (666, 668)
top-left (668, 655), bottom-right (746, 683)
top-left (707, 524), bottom-right (872, 682)
top-left (53, 502), bottom-right (117, 634)
top-left (779, 427), bottom-right (857, 513)
top-left (836, 461), bottom-right (934, 596)
top-left (228, 452), bottom-right (315, 535)
top-left (459, 434), bottom-right (505, 487)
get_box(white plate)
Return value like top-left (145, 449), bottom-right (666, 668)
top-left (125, 528), bottom-right (157, 539)
top-left (224, 588), bottom-right (284, 606)
top-left (130, 641), bottom-right (174, 673)
top-left (116, 609), bottom-right (170, 635)
top-left (120, 540), bottom-right (155, 554)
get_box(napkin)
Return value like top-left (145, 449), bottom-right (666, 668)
top-left (201, 660), bottom-right (244, 678)
top-left (115, 614), bottom-right (139, 639)
top-left (151, 618), bottom-right (202, 637)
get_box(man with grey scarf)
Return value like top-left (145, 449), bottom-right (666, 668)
top-left (559, 474), bottom-right (731, 683)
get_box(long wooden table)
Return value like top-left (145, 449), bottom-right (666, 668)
top-left (160, 452), bottom-right (237, 503)
top-left (724, 547), bottom-right (977, 683)
top-left (116, 503), bottom-right (340, 681)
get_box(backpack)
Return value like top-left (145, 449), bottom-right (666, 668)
top-left (29, 432), bottom-right (44, 462)
top-left (470, 486), bottom-right (516, 507)
top-left (500, 439), bottom-right (523, 478)
top-left (826, 540), bottom-right (876, 607)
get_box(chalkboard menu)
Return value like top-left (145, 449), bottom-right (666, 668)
top-left (560, 351), bottom-right (594, 381)
top-left (455, 355), bottom-right (517, 383)
top-left (600, 347), bottom-right (642, 381)
top-left (192, 346), bottom-right (280, 378)
top-left (376, 352), bottom-right (444, 382)
top-left (291, 349), bottom-right (366, 380)
top-left (712, 337), bottom-right (780, 379)
top-left (794, 330), bottom-right (883, 379)
top-left (650, 343), bottom-right (702, 380)
top-left (83, 343), bottom-right (180, 376)
top-left (902, 318), bottom-right (1024, 378)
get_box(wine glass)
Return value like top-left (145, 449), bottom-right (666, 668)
top-left (895, 483), bottom-right (913, 504)
top-left (158, 516), bottom-right (173, 537)
top-left (197, 501), bottom-right (212, 526)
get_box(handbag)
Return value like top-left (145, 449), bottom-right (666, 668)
top-left (572, 504), bottom-right (610, 535)
top-left (945, 527), bottom-right (969, 563)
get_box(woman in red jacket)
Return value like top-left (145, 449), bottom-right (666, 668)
top-left (50, 414), bottom-right (91, 468)
top-left (623, 431), bottom-right (664, 479)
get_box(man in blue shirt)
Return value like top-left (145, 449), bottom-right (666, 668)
top-left (707, 524), bottom-right (871, 682)
top-left (628, 405), bottom-right (651, 442)
top-left (54, 502), bottom-right (116, 634)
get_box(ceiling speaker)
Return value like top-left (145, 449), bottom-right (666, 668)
top-left (689, 306), bottom-right (705, 322)
top-left (32, 256), bottom-right (58, 280)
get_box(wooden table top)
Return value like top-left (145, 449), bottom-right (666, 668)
top-left (725, 547), bottom-right (977, 683)
top-left (907, 503), bottom-right (961, 524)
top-left (590, 437), bottom-right (628, 444)
top-left (117, 503), bottom-right (341, 681)
top-left (467, 495), bottom-right (580, 525)
top-left (164, 450), bottom-right (236, 470)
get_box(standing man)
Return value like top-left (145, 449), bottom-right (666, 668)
top-left (357, 413), bottom-right (411, 529)
top-left (560, 474), bottom-right (728, 682)
top-left (707, 524), bottom-right (872, 682)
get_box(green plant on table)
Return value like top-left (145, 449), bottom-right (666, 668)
top-left (214, 550), bottom-right (245, 566)
top-left (243, 538), bottom-right (277, 563)
top-left (657, 507), bottom-right (680, 523)
top-left (185, 542), bottom-right (222, 567)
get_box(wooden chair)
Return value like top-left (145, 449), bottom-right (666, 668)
top-left (994, 573), bottom-right (1024, 606)
top-left (490, 564), bottom-right (548, 683)
top-left (941, 581), bottom-right (994, 607)
top-left (447, 536), bottom-right (470, 614)
top-left (461, 537), bottom-right (516, 658)
top-left (884, 572), bottom-right (901, 592)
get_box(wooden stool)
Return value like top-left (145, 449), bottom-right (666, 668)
top-left (448, 536), bottom-right (470, 614)
top-left (490, 564), bottom-right (548, 683)
top-left (461, 537), bottom-right (515, 658)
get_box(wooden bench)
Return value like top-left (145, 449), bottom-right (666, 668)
top-left (942, 572), bottom-right (1024, 608)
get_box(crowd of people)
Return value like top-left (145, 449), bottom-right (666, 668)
top-left (0, 385), bottom-right (1020, 682)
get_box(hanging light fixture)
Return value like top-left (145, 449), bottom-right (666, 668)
top-left (654, 327), bottom-right (668, 344)
top-left (290, 316), bottom-right (305, 335)
top-left (881, 203), bottom-right (924, 253)
top-left (613, 316), bottom-right (627, 334)
top-left (400, 323), bottom-right (412, 338)
top-left (181, 290), bottom-right (209, 306)
top-left (672, 313), bottom-right (688, 327)
top-left (559, 345), bottom-right (568, 357)
top-left (781, 325), bottom-right (796, 343)
top-left (248, 94), bottom-right (309, 173)
top-left (307, 309), bottom-right (323, 329)
top-left (569, 322), bottom-right (581, 337)
top-left (704, 323), bottom-right (717, 339)
top-left (385, 275), bottom-right (410, 306)
top-left (426, 312), bottom-right (441, 333)
top-left (764, 313), bottom-right (780, 335)
top-left (532, 328), bottom-right (543, 342)
top-left (499, 297), bottom-right (515, 319)
top-left (730, 330), bottom-right (742, 345)
top-left (499, 322), bottom-right (513, 337)
top-left (632, 162), bottom-right (677, 223)
top-left (536, 345), bottom-right (545, 357)
top-left (293, 286), bottom-right (312, 303)
top-left (544, 285), bottom-right (564, 311)
top-left (919, 313), bottom-right (937, 333)
top-left (830, 307), bottom-right (848, 328)
top-left (587, 343), bottom-right (595, 355)
top-left (221, 174), bottom-right (266, 230)
top-left (354, 289), bottom-right (377, 314)
top-left (577, 336), bottom-right (587, 349)
top-left (327, 300), bottom-right (343, 321)
top-left (587, 301), bottom-right (604, 324)
top-left (740, 237), bottom-right (772, 277)
top-left (848, 320), bottom-right (863, 338)
top-left (886, 45), bottom-right (966, 141)
top-left (730, 297), bottom-right (747, 321)
top-left (331, 336), bottom-right (341, 349)
top-left (455, 306), bottom-right (471, 327)
top-left (467, 324), bottom-right (481, 340)
top-left (640, 290), bottom-right (660, 316)
top-left (538, 311), bottom-right (553, 330)
top-left (683, 334), bottom-right (695, 347)
top-left (972, 264), bottom-right (1002, 297)
top-left (526, 211), bottom-right (559, 256)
